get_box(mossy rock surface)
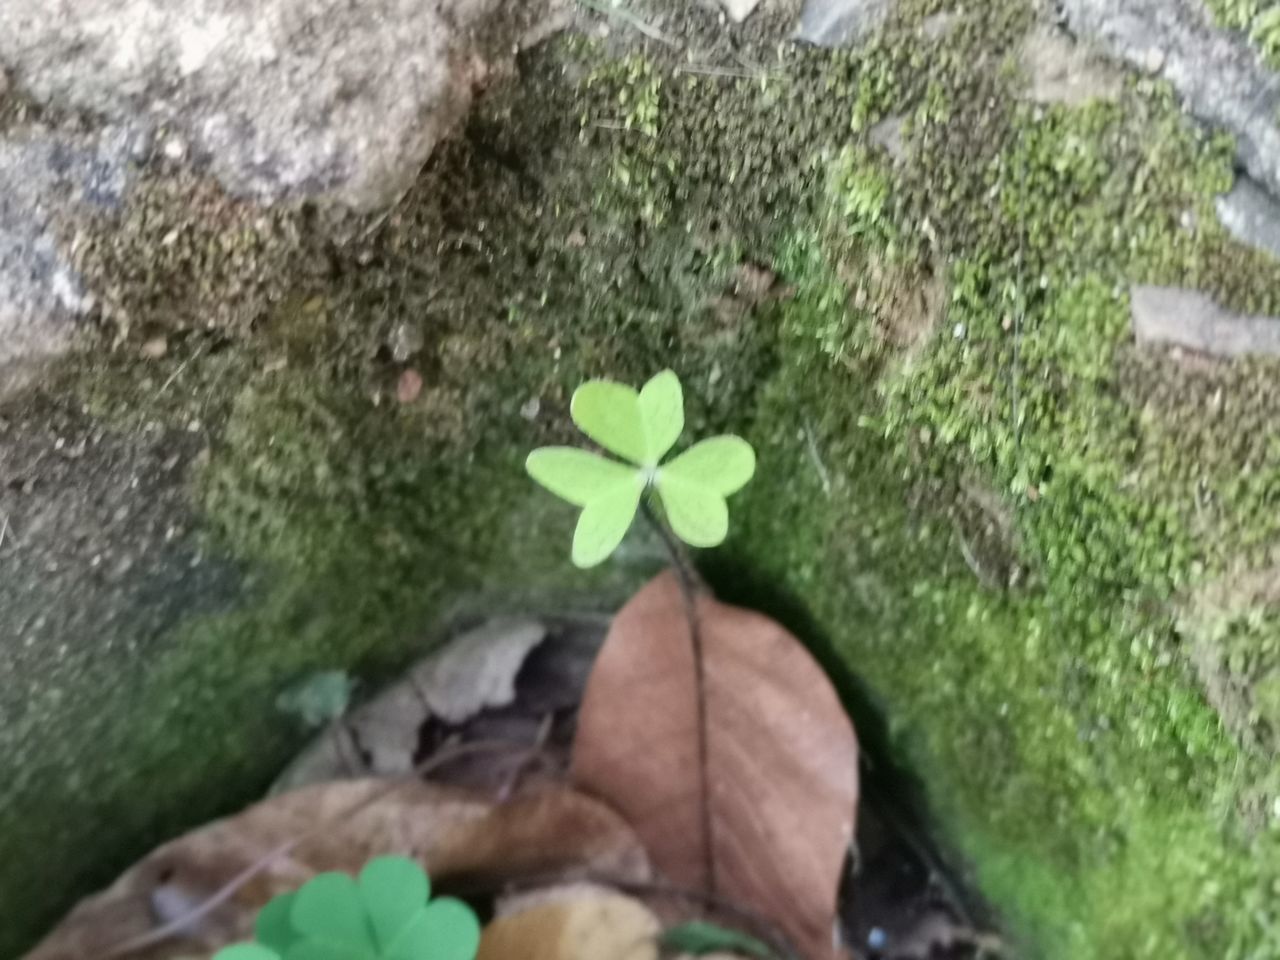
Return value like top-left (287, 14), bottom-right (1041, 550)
top-left (3, 1), bottom-right (1280, 957)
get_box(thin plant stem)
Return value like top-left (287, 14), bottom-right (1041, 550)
top-left (641, 498), bottom-right (716, 898)
top-left (641, 497), bottom-right (704, 595)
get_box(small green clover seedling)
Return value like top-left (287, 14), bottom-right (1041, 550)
top-left (213, 856), bottom-right (480, 960)
top-left (527, 370), bottom-right (756, 567)
top-left (275, 669), bottom-right (356, 729)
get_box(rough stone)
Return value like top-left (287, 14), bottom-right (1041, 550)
top-left (721, 0), bottom-right (764, 24)
top-left (0, 399), bottom-right (241, 951)
top-left (920, 10), bottom-right (958, 41)
top-left (795, 0), bottom-right (892, 47)
top-left (869, 113), bottom-right (907, 162)
top-left (1021, 24), bottom-right (1124, 105)
top-left (1130, 284), bottom-right (1280, 357)
top-left (0, 0), bottom-right (548, 210)
top-left (1061, 0), bottom-right (1280, 199)
top-left (0, 126), bottom-right (137, 401)
top-left (1215, 176), bottom-right (1280, 261)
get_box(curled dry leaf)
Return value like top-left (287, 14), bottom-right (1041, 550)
top-left (571, 573), bottom-right (858, 960)
top-left (478, 888), bottom-right (660, 960)
top-left (273, 618), bottom-right (548, 791)
top-left (416, 618), bottom-right (549, 723)
top-left (26, 782), bottom-right (648, 960)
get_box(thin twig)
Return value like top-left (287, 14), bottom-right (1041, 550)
top-left (156, 343), bottom-right (206, 397)
top-left (496, 712), bottom-right (556, 802)
top-left (591, 120), bottom-right (655, 136)
top-left (331, 718), bottom-right (361, 778)
top-left (952, 517), bottom-right (984, 581)
top-left (640, 499), bottom-right (715, 897)
top-left (802, 419), bottom-right (832, 497)
top-left (675, 63), bottom-right (776, 80)
top-left (104, 739), bottom-right (527, 958)
top-left (576, 0), bottom-right (675, 45)
top-left (1011, 109), bottom-right (1026, 449)
top-left (868, 796), bottom-right (987, 948)
top-left (0, 513), bottom-right (9, 553)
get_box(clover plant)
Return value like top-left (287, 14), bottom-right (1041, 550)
top-left (275, 669), bottom-right (356, 729)
top-left (213, 856), bottom-right (479, 960)
top-left (526, 370), bottom-right (756, 567)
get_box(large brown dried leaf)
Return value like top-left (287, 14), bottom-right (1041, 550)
top-left (571, 573), bottom-right (858, 960)
top-left (27, 782), bottom-right (648, 960)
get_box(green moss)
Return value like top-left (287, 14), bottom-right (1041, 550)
top-left (11, 0), bottom-right (1280, 956)
top-left (733, 263), bottom-right (1271, 957)
top-left (1205, 0), bottom-right (1280, 70)
top-left (573, 2), bottom-right (1280, 954)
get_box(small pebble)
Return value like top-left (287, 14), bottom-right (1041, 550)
top-left (390, 322), bottom-right (424, 362)
top-left (140, 336), bottom-right (169, 359)
top-left (397, 369), bottom-right (424, 405)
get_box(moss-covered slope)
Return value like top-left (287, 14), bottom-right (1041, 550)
top-left (5, 1), bottom-right (1280, 956)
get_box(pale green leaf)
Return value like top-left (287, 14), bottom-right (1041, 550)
top-left (655, 474), bottom-right (729, 547)
top-left (275, 671), bottom-right (354, 729)
top-left (214, 945), bottom-right (282, 960)
top-left (359, 857), bottom-right (428, 951)
top-left (256, 893), bottom-right (299, 953)
top-left (572, 478), bottom-right (643, 567)
top-left (571, 380), bottom-right (648, 464)
top-left (660, 435), bottom-right (755, 495)
top-left (638, 369), bottom-right (684, 464)
top-left (284, 943), bottom-right (369, 960)
top-left (526, 448), bottom-right (640, 507)
top-left (386, 898), bottom-right (481, 960)
top-left (290, 873), bottom-right (374, 951)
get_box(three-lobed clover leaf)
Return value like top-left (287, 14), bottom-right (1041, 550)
top-left (526, 370), bottom-right (756, 567)
top-left (212, 856), bottom-right (480, 960)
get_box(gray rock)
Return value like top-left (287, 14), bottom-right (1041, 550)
top-left (795, 0), bottom-right (893, 47)
top-left (1021, 24), bottom-right (1124, 105)
top-left (1131, 284), bottom-right (1280, 357)
top-left (0, 402), bottom-right (242, 953)
top-left (1216, 176), bottom-right (1280, 261)
top-left (0, 126), bottom-right (137, 400)
top-left (869, 113), bottom-right (907, 162)
top-left (0, 0), bottom-right (548, 210)
top-left (921, 10), bottom-right (958, 41)
top-left (721, 0), bottom-right (764, 24)
top-left (1061, 0), bottom-right (1280, 199)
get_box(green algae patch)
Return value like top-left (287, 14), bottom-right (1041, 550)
top-left (8, 0), bottom-right (1280, 956)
